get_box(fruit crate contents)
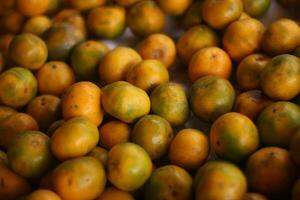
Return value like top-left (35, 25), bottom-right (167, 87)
top-left (0, 0), bottom-right (299, 200)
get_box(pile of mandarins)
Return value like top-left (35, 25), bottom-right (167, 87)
top-left (0, 0), bottom-right (299, 199)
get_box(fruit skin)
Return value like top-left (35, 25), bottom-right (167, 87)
top-left (137, 33), bottom-right (176, 69)
top-left (70, 0), bottom-right (106, 11)
top-left (242, 0), bottom-right (271, 17)
top-left (157, 0), bottom-right (192, 16)
top-left (116, 0), bottom-right (141, 7)
top-left (62, 81), bottom-right (104, 126)
top-left (0, 164), bottom-right (31, 200)
top-left (182, 1), bottom-right (203, 29)
top-left (127, 0), bottom-right (166, 37)
top-left (107, 142), bottom-right (152, 191)
top-left (97, 187), bottom-right (135, 200)
top-left (102, 81), bottom-right (151, 123)
top-left (260, 54), bottom-right (300, 101)
top-left (0, 34), bottom-right (14, 58)
top-left (27, 189), bottom-right (62, 200)
top-left (189, 47), bottom-right (232, 82)
top-left (0, 10), bottom-right (25, 35)
top-left (202, 0), bottom-right (243, 29)
top-left (131, 115), bottom-right (173, 160)
top-left (0, 150), bottom-right (8, 165)
top-left (258, 101), bottom-right (300, 148)
top-left (0, 106), bottom-right (17, 122)
top-left (144, 165), bottom-right (192, 200)
top-left (53, 9), bottom-right (86, 37)
top-left (150, 82), bottom-right (189, 127)
top-left (210, 112), bottom-right (259, 162)
top-left (194, 161), bottom-right (247, 200)
top-left (71, 40), bottom-right (109, 80)
top-left (234, 90), bottom-right (273, 121)
top-left (47, 120), bottom-right (64, 136)
top-left (88, 146), bottom-right (108, 167)
top-left (37, 61), bottom-right (75, 96)
top-left (169, 129), bottom-right (209, 170)
top-left (292, 179), bottom-right (300, 200)
top-left (51, 117), bottom-right (99, 160)
top-left (245, 147), bottom-right (297, 198)
top-left (294, 46), bottom-right (300, 58)
top-left (243, 193), bottom-right (268, 200)
top-left (22, 15), bottom-right (52, 36)
top-left (87, 6), bottom-right (126, 39)
top-left (189, 75), bottom-right (235, 123)
top-left (52, 156), bottom-right (106, 200)
top-left (223, 18), bottom-right (265, 61)
top-left (9, 33), bottom-right (48, 70)
top-left (43, 22), bottom-right (85, 61)
top-left (177, 25), bottom-right (220, 64)
top-left (126, 59), bottom-right (169, 92)
top-left (290, 129), bottom-right (300, 166)
top-left (0, 112), bottom-right (39, 149)
top-left (16, 0), bottom-right (50, 16)
top-left (236, 54), bottom-right (270, 91)
top-left (0, 67), bottom-right (37, 108)
top-left (8, 131), bottom-right (54, 178)
top-left (262, 18), bottom-right (300, 56)
top-left (99, 120), bottom-right (131, 149)
top-left (26, 94), bottom-right (61, 131)
top-left (99, 47), bottom-right (142, 84)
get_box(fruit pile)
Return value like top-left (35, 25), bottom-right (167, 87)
top-left (0, 0), bottom-right (299, 199)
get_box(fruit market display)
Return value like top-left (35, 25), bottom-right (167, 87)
top-left (0, 0), bottom-right (299, 199)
